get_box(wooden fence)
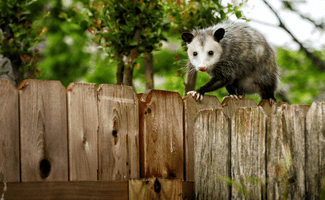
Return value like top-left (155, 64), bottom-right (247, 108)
top-left (194, 101), bottom-right (325, 199)
top-left (0, 78), bottom-right (324, 199)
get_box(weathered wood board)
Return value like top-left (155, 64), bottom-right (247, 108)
top-left (183, 94), bottom-right (221, 181)
top-left (267, 104), bottom-right (310, 199)
top-left (231, 107), bottom-right (266, 199)
top-left (97, 84), bottom-right (139, 180)
top-left (0, 79), bottom-right (20, 182)
top-left (306, 102), bottom-right (325, 199)
top-left (0, 181), bottom-right (128, 200)
top-left (129, 178), bottom-right (183, 200)
top-left (18, 80), bottom-right (68, 182)
top-left (139, 90), bottom-right (183, 179)
top-left (67, 83), bottom-right (98, 181)
top-left (194, 108), bottom-right (230, 199)
top-left (222, 97), bottom-right (257, 119)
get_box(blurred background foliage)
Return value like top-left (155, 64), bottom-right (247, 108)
top-left (0, 0), bottom-right (325, 104)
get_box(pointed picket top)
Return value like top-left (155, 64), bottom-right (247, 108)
top-left (222, 97), bottom-right (257, 119)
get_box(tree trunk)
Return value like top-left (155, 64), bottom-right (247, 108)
top-left (123, 63), bottom-right (134, 86)
top-left (183, 62), bottom-right (197, 97)
top-left (11, 61), bottom-right (24, 87)
top-left (116, 53), bottom-right (124, 85)
top-left (143, 53), bottom-right (154, 90)
top-left (122, 28), bottom-right (141, 86)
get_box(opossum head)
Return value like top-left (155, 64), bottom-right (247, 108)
top-left (182, 28), bottom-right (225, 73)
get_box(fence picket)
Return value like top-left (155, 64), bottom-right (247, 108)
top-left (67, 83), bottom-right (98, 181)
top-left (18, 79), bottom-right (68, 181)
top-left (0, 79), bottom-right (20, 182)
top-left (306, 102), bottom-right (325, 199)
top-left (97, 84), bottom-right (139, 180)
top-left (231, 107), bottom-right (266, 199)
top-left (183, 94), bottom-right (221, 181)
top-left (267, 104), bottom-right (310, 199)
top-left (139, 90), bottom-right (183, 179)
top-left (194, 108), bottom-right (230, 199)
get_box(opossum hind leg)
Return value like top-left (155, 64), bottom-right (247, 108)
top-left (260, 84), bottom-right (277, 104)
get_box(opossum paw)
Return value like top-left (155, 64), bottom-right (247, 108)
top-left (238, 95), bottom-right (245, 99)
top-left (187, 91), bottom-right (204, 101)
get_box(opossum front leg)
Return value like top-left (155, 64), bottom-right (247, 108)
top-left (187, 77), bottom-right (227, 101)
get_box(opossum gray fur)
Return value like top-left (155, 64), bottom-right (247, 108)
top-left (182, 21), bottom-right (278, 101)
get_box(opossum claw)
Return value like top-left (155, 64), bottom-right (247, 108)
top-left (269, 98), bottom-right (276, 106)
top-left (187, 91), bottom-right (196, 97)
top-left (223, 94), bottom-right (244, 101)
top-left (187, 91), bottom-right (204, 101)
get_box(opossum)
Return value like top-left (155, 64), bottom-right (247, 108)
top-left (182, 21), bottom-right (278, 102)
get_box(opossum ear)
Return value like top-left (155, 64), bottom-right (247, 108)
top-left (214, 28), bottom-right (225, 42)
top-left (182, 32), bottom-right (194, 43)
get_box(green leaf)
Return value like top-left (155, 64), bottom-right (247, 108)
top-left (129, 39), bottom-right (138, 46)
top-left (235, 11), bottom-right (242, 19)
top-left (0, 71), bottom-right (9, 76)
top-left (1, 60), bottom-right (8, 69)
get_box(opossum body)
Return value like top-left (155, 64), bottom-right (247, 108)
top-left (182, 22), bottom-right (278, 101)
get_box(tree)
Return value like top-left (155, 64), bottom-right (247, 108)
top-left (0, 0), bottom-right (48, 86)
top-left (37, 0), bottom-right (93, 87)
top-left (88, 0), bottom-right (168, 89)
top-left (249, 0), bottom-right (325, 102)
top-left (276, 46), bottom-right (325, 104)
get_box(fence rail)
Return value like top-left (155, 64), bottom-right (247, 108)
top-left (0, 78), bottom-right (324, 199)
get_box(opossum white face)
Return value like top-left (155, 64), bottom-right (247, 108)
top-left (182, 28), bottom-right (225, 73)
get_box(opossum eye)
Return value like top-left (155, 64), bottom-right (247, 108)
top-left (208, 51), bottom-right (214, 56)
top-left (193, 52), bottom-right (198, 56)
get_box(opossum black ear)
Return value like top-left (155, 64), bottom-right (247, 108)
top-left (182, 32), bottom-right (194, 43)
top-left (214, 28), bottom-right (225, 42)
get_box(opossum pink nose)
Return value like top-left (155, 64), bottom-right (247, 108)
top-left (198, 66), bottom-right (207, 71)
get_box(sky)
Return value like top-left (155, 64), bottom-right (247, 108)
top-left (226, 0), bottom-right (325, 50)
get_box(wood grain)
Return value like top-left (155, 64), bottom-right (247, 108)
top-left (97, 84), bottom-right (139, 180)
top-left (18, 79), bottom-right (68, 182)
top-left (194, 108), bottom-right (231, 199)
top-left (222, 97), bottom-right (257, 119)
top-left (258, 100), bottom-right (288, 117)
top-left (67, 83), bottom-right (98, 181)
top-left (306, 102), bottom-right (325, 199)
top-left (183, 94), bottom-right (221, 181)
top-left (231, 107), bottom-right (266, 199)
top-left (129, 178), bottom-right (183, 200)
top-left (0, 181), bottom-right (128, 200)
top-left (0, 79), bottom-right (20, 182)
top-left (139, 90), bottom-right (184, 179)
top-left (267, 104), bottom-right (310, 199)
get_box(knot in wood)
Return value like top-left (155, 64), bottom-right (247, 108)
top-left (39, 158), bottom-right (51, 179)
top-left (154, 178), bottom-right (161, 194)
